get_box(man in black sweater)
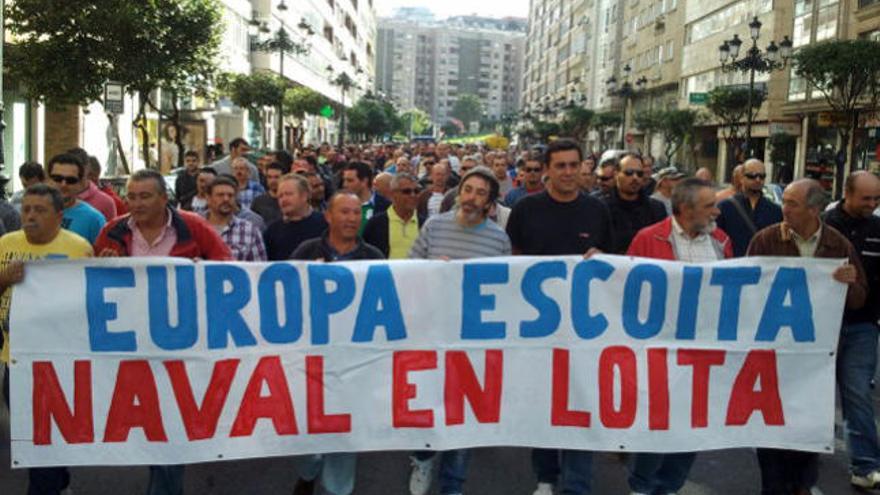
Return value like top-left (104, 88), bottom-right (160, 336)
top-left (602, 153), bottom-right (667, 254)
top-left (823, 171), bottom-right (880, 489)
top-left (263, 174), bottom-right (327, 260)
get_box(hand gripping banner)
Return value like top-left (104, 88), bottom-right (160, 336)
top-left (8, 255), bottom-right (845, 467)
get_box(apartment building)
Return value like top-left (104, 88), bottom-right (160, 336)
top-left (376, 12), bottom-right (526, 126)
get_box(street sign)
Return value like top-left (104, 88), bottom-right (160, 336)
top-left (104, 82), bottom-right (124, 114)
top-left (688, 92), bottom-right (707, 105)
top-left (319, 104), bottom-right (334, 118)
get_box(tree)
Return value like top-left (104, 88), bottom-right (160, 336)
top-left (451, 94), bottom-right (483, 128)
top-left (634, 109), bottom-right (665, 153)
top-left (659, 109), bottom-right (702, 167)
top-left (7, 0), bottom-right (223, 171)
top-left (706, 85), bottom-right (765, 171)
top-left (560, 107), bottom-right (595, 144)
top-left (793, 39), bottom-right (880, 198)
top-left (591, 112), bottom-right (623, 150)
top-left (532, 120), bottom-right (561, 142)
top-left (346, 96), bottom-right (399, 142)
top-left (399, 109), bottom-right (431, 137)
top-left (219, 72), bottom-right (287, 146)
top-left (284, 86), bottom-right (331, 148)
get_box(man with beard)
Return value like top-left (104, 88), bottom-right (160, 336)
top-left (717, 158), bottom-right (782, 257)
top-left (407, 166), bottom-right (511, 495)
top-left (250, 161), bottom-right (285, 225)
top-left (603, 153), bottom-right (667, 253)
top-left (204, 176), bottom-right (266, 261)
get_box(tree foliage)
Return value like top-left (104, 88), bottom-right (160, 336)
top-left (705, 86), bottom-right (765, 142)
top-left (400, 109), bottom-right (431, 136)
top-left (793, 39), bottom-right (880, 197)
top-left (591, 111), bottom-right (623, 149)
top-left (283, 86), bottom-right (331, 120)
top-left (451, 94), bottom-right (484, 126)
top-left (347, 96), bottom-right (400, 142)
top-left (659, 109), bottom-right (702, 165)
top-left (219, 73), bottom-right (287, 111)
top-left (6, 0), bottom-right (223, 170)
top-left (560, 107), bottom-right (595, 142)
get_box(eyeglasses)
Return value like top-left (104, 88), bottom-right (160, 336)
top-left (622, 169), bottom-right (645, 177)
top-left (524, 167), bottom-right (542, 173)
top-left (396, 188), bottom-right (419, 195)
top-left (50, 174), bottom-right (80, 185)
top-left (744, 172), bottom-right (767, 180)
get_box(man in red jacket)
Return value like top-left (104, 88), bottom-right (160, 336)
top-left (93, 169), bottom-right (230, 495)
top-left (625, 177), bottom-right (732, 495)
top-left (627, 177), bottom-right (733, 261)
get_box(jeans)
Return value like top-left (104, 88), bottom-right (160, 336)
top-left (4, 365), bottom-right (71, 495)
top-left (837, 321), bottom-right (880, 476)
top-left (294, 453), bottom-right (357, 495)
top-left (756, 448), bottom-right (818, 494)
top-left (628, 452), bottom-right (697, 494)
top-left (532, 448), bottom-right (593, 495)
top-left (146, 465), bottom-right (184, 495)
top-left (411, 450), bottom-right (472, 494)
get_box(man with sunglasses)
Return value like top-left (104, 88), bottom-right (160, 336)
top-left (592, 159), bottom-right (618, 200)
top-left (46, 152), bottom-right (106, 244)
top-left (363, 173), bottom-right (424, 259)
top-left (504, 152), bottom-right (545, 207)
top-left (716, 158), bottom-right (782, 257)
top-left (603, 153), bottom-right (667, 254)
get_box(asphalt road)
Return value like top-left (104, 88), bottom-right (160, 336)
top-left (0, 365), bottom-right (875, 495)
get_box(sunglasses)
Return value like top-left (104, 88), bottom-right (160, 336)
top-left (50, 174), bottom-right (80, 185)
top-left (524, 167), bottom-right (542, 173)
top-left (622, 169), bottom-right (645, 177)
top-left (744, 172), bottom-right (767, 180)
top-left (598, 176), bottom-right (614, 181)
top-left (396, 188), bottom-right (419, 195)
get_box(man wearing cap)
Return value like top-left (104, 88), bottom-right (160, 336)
top-left (651, 166), bottom-right (686, 215)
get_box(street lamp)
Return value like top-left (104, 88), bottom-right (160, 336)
top-left (606, 64), bottom-right (647, 148)
top-left (718, 16), bottom-right (793, 157)
top-left (250, 8), bottom-right (312, 150)
top-left (327, 67), bottom-right (357, 148)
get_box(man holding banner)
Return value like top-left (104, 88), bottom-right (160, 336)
top-left (94, 169), bottom-right (231, 495)
top-left (506, 138), bottom-right (614, 495)
top-left (625, 177), bottom-right (732, 494)
top-left (0, 184), bottom-right (93, 495)
top-left (406, 165), bottom-right (510, 495)
top-left (289, 191), bottom-right (383, 495)
top-left (748, 178), bottom-right (867, 495)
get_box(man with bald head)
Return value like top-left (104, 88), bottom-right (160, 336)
top-left (823, 171), bottom-right (880, 489)
top-left (716, 164), bottom-right (743, 203)
top-left (748, 178), bottom-right (868, 495)
top-left (694, 167), bottom-right (714, 185)
top-left (373, 172), bottom-right (394, 201)
top-left (716, 159), bottom-right (782, 256)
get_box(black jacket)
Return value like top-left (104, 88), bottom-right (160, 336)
top-left (603, 188), bottom-right (668, 254)
top-left (823, 202), bottom-right (880, 323)
top-left (362, 210), bottom-right (426, 258)
top-left (291, 232), bottom-right (384, 261)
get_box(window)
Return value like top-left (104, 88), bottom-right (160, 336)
top-left (792, 9), bottom-right (813, 47)
top-left (665, 39), bottom-right (674, 61)
top-left (815, 1), bottom-right (839, 41)
top-left (686, 0), bottom-right (773, 45)
top-left (788, 73), bottom-right (807, 101)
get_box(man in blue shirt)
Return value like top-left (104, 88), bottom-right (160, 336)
top-left (46, 152), bottom-right (106, 243)
top-left (716, 158), bottom-right (782, 257)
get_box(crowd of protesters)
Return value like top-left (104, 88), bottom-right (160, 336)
top-left (0, 135), bottom-right (878, 495)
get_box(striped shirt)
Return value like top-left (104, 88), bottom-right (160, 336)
top-left (409, 210), bottom-right (511, 260)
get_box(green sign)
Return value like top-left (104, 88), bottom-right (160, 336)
top-left (689, 92), bottom-right (707, 105)
top-left (320, 105), bottom-right (335, 118)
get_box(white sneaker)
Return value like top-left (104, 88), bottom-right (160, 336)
top-left (409, 455), bottom-right (436, 495)
top-left (532, 482), bottom-right (554, 495)
top-left (852, 470), bottom-right (880, 488)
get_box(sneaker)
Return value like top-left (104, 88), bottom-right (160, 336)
top-left (409, 456), bottom-right (436, 495)
top-left (852, 471), bottom-right (880, 489)
top-left (532, 482), bottom-right (554, 495)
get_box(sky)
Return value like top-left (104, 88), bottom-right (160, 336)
top-left (375, 0), bottom-right (530, 20)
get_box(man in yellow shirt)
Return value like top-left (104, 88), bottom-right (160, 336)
top-left (362, 173), bottom-right (424, 259)
top-left (0, 184), bottom-right (92, 495)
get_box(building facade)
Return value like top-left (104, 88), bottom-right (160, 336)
top-left (376, 12), bottom-right (527, 127)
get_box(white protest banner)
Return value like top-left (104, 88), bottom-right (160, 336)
top-left (9, 255), bottom-right (845, 467)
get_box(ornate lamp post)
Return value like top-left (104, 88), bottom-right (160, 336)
top-left (606, 64), bottom-right (646, 148)
top-left (327, 66), bottom-right (356, 148)
top-left (719, 16), bottom-right (793, 157)
top-left (250, 2), bottom-right (312, 150)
